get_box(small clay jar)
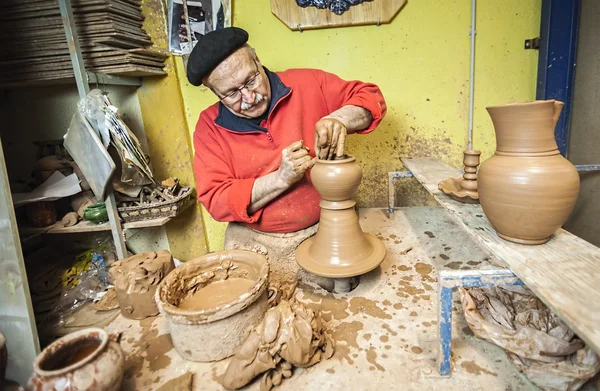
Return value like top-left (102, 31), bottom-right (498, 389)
top-left (27, 328), bottom-right (125, 391)
top-left (310, 155), bottom-right (362, 201)
top-left (0, 332), bottom-right (6, 388)
top-left (478, 100), bottom-right (580, 244)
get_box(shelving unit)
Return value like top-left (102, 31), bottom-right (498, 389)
top-left (19, 216), bottom-right (172, 235)
top-left (0, 0), bottom-right (172, 384)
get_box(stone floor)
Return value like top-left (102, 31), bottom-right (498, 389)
top-left (106, 207), bottom-right (556, 390)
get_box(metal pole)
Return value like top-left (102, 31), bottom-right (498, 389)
top-left (467, 0), bottom-right (477, 150)
top-left (58, 0), bottom-right (127, 260)
top-left (58, 0), bottom-right (89, 99)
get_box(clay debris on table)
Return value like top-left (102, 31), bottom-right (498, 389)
top-left (109, 250), bottom-right (174, 319)
top-left (222, 299), bottom-right (334, 391)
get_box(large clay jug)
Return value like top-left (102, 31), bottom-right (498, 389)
top-left (478, 100), bottom-right (580, 245)
top-left (27, 328), bottom-right (125, 391)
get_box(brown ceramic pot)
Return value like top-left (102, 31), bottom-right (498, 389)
top-left (27, 328), bottom-right (124, 391)
top-left (478, 100), bottom-right (580, 245)
top-left (156, 250), bottom-right (269, 362)
top-left (310, 155), bottom-right (363, 201)
top-left (296, 156), bottom-right (386, 278)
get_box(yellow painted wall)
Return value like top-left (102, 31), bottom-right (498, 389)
top-left (177, 0), bottom-right (541, 251)
top-left (137, 0), bottom-right (208, 260)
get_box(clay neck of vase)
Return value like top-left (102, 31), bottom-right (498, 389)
top-left (486, 100), bottom-right (564, 154)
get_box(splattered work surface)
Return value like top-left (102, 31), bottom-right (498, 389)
top-left (106, 207), bottom-right (538, 390)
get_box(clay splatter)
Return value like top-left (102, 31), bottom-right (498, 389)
top-left (363, 333), bottom-right (372, 341)
top-left (445, 262), bottom-right (462, 270)
top-left (332, 321), bottom-right (364, 365)
top-left (439, 254), bottom-right (450, 261)
top-left (366, 347), bottom-right (385, 372)
top-left (411, 346), bottom-right (423, 354)
top-left (349, 297), bottom-right (392, 320)
top-left (326, 368), bottom-right (335, 374)
top-left (409, 311), bottom-right (418, 317)
top-left (397, 265), bottom-right (411, 271)
top-left (461, 361), bottom-right (498, 376)
top-left (382, 323), bottom-right (398, 337)
top-left (414, 263), bottom-right (434, 281)
top-left (146, 334), bottom-right (173, 371)
top-left (393, 303), bottom-right (403, 310)
top-left (467, 260), bottom-right (481, 266)
top-left (422, 322), bottom-right (431, 327)
top-left (463, 326), bottom-right (474, 336)
top-left (424, 231), bottom-right (435, 238)
top-left (379, 335), bottom-right (389, 343)
top-left (300, 285), bottom-right (350, 322)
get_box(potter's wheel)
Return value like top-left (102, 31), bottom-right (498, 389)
top-left (296, 233), bottom-right (386, 278)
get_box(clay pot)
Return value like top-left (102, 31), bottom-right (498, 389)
top-left (25, 202), bottom-right (57, 228)
top-left (478, 100), bottom-right (580, 245)
top-left (310, 155), bottom-right (362, 201)
top-left (296, 156), bottom-right (386, 278)
top-left (27, 328), bottom-right (124, 391)
top-left (156, 250), bottom-right (269, 362)
top-left (0, 332), bottom-right (6, 388)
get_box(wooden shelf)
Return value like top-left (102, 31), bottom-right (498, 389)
top-left (401, 156), bottom-right (600, 355)
top-left (19, 216), bottom-right (171, 235)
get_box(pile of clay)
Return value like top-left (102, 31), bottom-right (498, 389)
top-left (109, 250), bottom-right (174, 320)
top-left (221, 299), bottom-right (334, 391)
top-left (156, 250), bottom-right (269, 362)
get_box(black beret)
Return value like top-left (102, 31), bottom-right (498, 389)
top-left (186, 27), bottom-right (249, 86)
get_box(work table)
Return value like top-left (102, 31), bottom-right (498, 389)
top-left (106, 207), bottom-right (540, 391)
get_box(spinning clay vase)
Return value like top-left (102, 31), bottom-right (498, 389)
top-left (296, 156), bottom-right (386, 278)
top-left (478, 100), bottom-right (580, 245)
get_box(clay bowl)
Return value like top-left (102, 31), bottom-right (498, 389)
top-left (156, 250), bottom-right (269, 362)
top-left (27, 328), bottom-right (124, 391)
top-left (310, 155), bottom-right (362, 201)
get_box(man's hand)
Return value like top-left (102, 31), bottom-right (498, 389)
top-left (314, 117), bottom-right (347, 160)
top-left (276, 141), bottom-right (317, 185)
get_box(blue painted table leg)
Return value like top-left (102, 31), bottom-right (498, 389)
top-left (438, 285), bottom-right (453, 377)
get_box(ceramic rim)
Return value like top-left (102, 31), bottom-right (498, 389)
top-left (34, 327), bottom-right (108, 377)
top-left (156, 250), bottom-right (269, 322)
top-left (295, 233), bottom-right (386, 278)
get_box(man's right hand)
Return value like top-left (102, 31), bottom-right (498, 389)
top-left (276, 141), bottom-right (317, 185)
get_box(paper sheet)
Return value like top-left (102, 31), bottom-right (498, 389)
top-left (12, 171), bottom-right (82, 207)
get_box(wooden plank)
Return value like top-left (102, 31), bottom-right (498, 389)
top-left (401, 157), bottom-right (600, 354)
top-left (271, 0), bottom-right (406, 30)
top-left (20, 216), bottom-right (171, 235)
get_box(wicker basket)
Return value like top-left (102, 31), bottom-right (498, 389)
top-left (118, 186), bottom-right (194, 223)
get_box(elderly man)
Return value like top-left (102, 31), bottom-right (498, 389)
top-left (188, 27), bottom-right (386, 293)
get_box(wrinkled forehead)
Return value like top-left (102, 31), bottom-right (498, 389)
top-left (206, 47), bottom-right (256, 92)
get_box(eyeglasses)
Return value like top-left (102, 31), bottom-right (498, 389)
top-left (219, 64), bottom-right (262, 104)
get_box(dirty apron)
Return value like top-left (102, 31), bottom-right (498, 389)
top-left (224, 222), bottom-right (318, 299)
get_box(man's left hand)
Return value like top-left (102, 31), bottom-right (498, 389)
top-left (314, 117), bottom-right (347, 160)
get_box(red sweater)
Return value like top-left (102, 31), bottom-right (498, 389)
top-left (193, 68), bottom-right (386, 233)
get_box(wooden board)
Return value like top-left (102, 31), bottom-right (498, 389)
top-left (401, 157), bottom-right (600, 355)
top-left (271, 0), bottom-right (407, 30)
top-left (19, 216), bottom-right (172, 235)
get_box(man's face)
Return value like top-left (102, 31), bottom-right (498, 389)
top-left (205, 47), bottom-right (271, 119)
